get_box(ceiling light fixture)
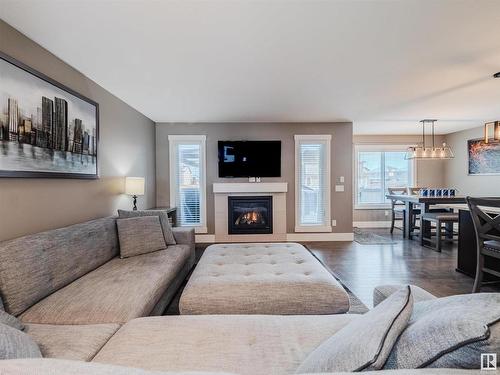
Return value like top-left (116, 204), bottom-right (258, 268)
top-left (484, 121), bottom-right (500, 143)
top-left (405, 119), bottom-right (454, 160)
top-left (494, 72), bottom-right (500, 78)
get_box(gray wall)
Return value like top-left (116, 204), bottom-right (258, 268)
top-left (444, 126), bottom-right (500, 196)
top-left (156, 122), bottom-right (353, 233)
top-left (353, 134), bottom-right (446, 222)
top-left (0, 20), bottom-right (156, 241)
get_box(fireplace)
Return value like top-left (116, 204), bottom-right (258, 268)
top-left (228, 196), bottom-right (273, 235)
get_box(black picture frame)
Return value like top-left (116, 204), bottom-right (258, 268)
top-left (0, 51), bottom-right (99, 179)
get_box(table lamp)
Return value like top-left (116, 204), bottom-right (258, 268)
top-left (125, 177), bottom-right (145, 211)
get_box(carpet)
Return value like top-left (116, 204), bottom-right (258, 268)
top-left (353, 227), bottom-right (398, 245)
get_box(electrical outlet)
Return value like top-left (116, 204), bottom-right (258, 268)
top-left (339, 176), bottom-right (345, 183)
top-left (331, 219), bottom-right (337, 227)
top-left (335, 185), bottom-right (345, 192)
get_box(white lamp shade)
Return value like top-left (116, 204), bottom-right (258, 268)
top-left (125, 177), bottom-right (145, 196)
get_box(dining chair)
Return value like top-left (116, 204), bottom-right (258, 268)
top-left (406, 187), bottom-right (422, 195)
top-left (387, 187), bottom-right (407, 234)
top-left (466, 197), bottom-right (500, 293)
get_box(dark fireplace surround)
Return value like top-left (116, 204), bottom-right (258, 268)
top-left (228, 196), bottom-right (273, 235)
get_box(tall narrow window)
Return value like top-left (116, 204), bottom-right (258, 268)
top-left (295, 135), bottom-right (331, 232)
top-left (355, 145), bottom-right (414, 209)
top-left (169, 135), bottom-right (207, 233)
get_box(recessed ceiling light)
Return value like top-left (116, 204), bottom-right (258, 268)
top-left (494, 72), bottom-right (500, 78)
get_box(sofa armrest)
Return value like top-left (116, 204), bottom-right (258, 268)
top-left (171, 227), bottom-right (195, 246)
top-left (373, 284), bottom-right (437, 307)
top-left (171, 227), bottom-right (196, 268)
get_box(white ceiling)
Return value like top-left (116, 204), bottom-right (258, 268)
top-left (1, 0), bottom-right (499, 134)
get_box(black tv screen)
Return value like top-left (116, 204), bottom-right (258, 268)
top-left (218, 141), bottom-right (281, 177)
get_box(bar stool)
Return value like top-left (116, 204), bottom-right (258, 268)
top-left (466, 197), bottom-right (500, 293)
top-left (421, 211), bottom-right (459, 252)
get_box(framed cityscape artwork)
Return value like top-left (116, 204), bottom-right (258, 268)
top-left (468, 138), bottom-right (500, 175)
top-left (0, 52), bottom-right (99, 178)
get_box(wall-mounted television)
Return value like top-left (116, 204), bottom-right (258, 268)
top-left (218, 140), bottom-right (281, 177)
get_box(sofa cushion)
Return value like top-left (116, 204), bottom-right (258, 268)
top-left (0, 310), bottom-right (24, 331)
top-left (384, 293), bottom-right (500, 369)
top-left (92, 314), bottom-right (359, 375)
top-left (118, 210), bottom-right (176, 245)
top-left (19, 245), bottom-right (191, 325)
top-left (179, 243), bottom-right (350, 315)
top-left (0, 358), bottom-right (236, 375)
top-left (0, 217), bottom-right (119, 316)
top-left (296, 286), bottom-right (413, 373)
top-left (0, 323), bottom-right (42, 360)
top-left (117, 216), bottom-right (167, 258)
top-left (25, 323), bottom-right (120, 361)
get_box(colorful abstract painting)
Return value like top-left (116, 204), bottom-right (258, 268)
top-left (468, 139), bottom-right (500, 175)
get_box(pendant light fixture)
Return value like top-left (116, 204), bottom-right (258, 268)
top-left (405, 119), bottom-right (454, 160)
top-left (483, 121), bottom-right (500, 144)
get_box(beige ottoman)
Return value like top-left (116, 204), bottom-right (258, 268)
top-left (179, 243), bottom-right (350, 315)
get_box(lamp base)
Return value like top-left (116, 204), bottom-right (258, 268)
top-left (132, 195), bottom-right (138, 211)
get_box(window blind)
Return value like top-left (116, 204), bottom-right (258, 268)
top-left (175, 143), bottom-right (202, 226)
top-left (298, 142), bottom-right (327, 226)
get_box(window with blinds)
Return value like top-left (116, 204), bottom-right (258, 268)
top-left (168, 135), bottom-right (207, 232)
top-left (295, 135), bottom-right (332, 232)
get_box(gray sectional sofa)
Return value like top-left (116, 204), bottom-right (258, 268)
top-left (0, 217), bottom-right (493, 374)
top-left (0, 216), bottom-right (195, 326)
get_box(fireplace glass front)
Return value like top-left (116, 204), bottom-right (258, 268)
top-left (228, 196), bottom-right (273, 235)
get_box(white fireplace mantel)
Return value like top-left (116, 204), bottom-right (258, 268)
top-left (213, 182), bottom-right (288, 242)
top-left (213, 182), bottom-right (288, 194)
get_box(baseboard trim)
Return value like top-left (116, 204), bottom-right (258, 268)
top-left (195, 232), bottom-right (354, 243)
top-left (286, 232), bottom-right (354, 242)
top-left (353, 221), bottom-right (392, 228)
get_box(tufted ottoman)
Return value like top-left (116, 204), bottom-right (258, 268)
top-left (179, 243), bottom-right (350, 315)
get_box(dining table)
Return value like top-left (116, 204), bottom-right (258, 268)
top-left (385, 194), bottom-right (500, 282)
top-left (385, 194), bottom-right (466, 240)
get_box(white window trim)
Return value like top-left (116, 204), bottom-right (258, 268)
top-left (294, 134), bottom-right (332, 233)
top-left (354, 144), bottom-right (417, 210)
top-left (168, 135), bottom-right (207, 233)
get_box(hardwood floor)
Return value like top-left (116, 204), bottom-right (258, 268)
top-left (305, 229), bottom-right (500, 308)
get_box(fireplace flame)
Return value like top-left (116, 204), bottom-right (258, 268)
top-left (235, 210), bottom-right (264, 225)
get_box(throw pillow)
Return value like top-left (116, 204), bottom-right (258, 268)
top-left (117, 209), bottom-right (176, 245)
top-left (373, 284), bottom-right (436, 307)
top-left (0, 323), bottom-right (42, 359)
top-left (0, 310), bottom-right (24, 331)
top-left (116, 216), bottom-right (167, 258)
top-left (384, 293), bottom-right (500, 369)
top-left (296, 285), bottom-right (413, 373)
